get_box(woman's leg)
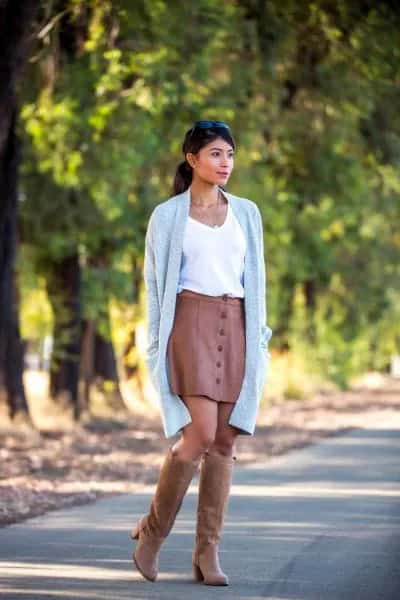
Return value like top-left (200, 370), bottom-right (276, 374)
top-left (209, 400), bottom-right (240, 457)
top-left (192, 401), bottom-right (240, 585)
top-left (172, 395), bottom-right (219, 461)
top-left (131, 443), bottom-right (200, 581)
top-left (132, 395), bottom-right (216, 581)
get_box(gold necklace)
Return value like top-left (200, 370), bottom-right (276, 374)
top-left (190, 189), bottom-right (223, 228)
top-left (190, 189), bottom-right (221, 209)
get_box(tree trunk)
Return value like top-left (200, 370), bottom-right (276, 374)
top-left (46, 252), bottom-right (82, 419)
top-left (80, 318), bottom-right (95, 415)
top-left (93, 325), bottom-right (125, 412)
top-left (0, 1), bottom-right (37, 424)
top-left (80, 315), bottom-right (125, 414)
top-left (122, 256), bottom-right (142, 379)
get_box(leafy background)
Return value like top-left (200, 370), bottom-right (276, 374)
top-left (7, 0), bottom-right (400, 421)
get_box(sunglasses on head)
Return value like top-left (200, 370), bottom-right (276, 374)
top-left (193, 120), bottom-right (230, 130)
top-left (188, 120), bottom-right (231, 141)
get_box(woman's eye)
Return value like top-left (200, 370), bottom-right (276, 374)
top-left (212, 152), bottom-right (234, 158)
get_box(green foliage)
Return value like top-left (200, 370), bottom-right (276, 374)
top-left (17, 0), bottom-right (400, 390)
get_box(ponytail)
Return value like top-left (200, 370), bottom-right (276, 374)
top-left (172, 160), bottom-right (193, 195)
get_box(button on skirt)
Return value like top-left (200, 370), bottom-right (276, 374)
top-left (167, 288), bottom-right (246, 403)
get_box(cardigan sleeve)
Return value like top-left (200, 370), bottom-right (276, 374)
top-left (254, 204), bottom-right (273, 349)
top-left (143, 209), bottom-right (161, 361)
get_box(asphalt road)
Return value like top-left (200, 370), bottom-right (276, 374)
top-left (1, 415), bottom-right (399, 599)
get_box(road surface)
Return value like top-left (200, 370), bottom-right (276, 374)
top-left (1, 415), bottom-right (399, 599)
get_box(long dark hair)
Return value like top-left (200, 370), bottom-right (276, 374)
top-left (172, 124), bottom-right (236, 196)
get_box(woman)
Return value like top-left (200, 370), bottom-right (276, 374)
top-left (131, 120), bottom-right (272, 586)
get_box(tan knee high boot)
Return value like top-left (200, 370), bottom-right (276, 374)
top-left (192, 451), bottom-right (236, 586)
top-left (131, 446), bottom-right (200, 581)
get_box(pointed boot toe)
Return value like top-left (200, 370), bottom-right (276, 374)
top-left (133, 532), bottom-right (164, 581)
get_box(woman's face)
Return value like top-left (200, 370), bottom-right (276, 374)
top-left (186, 137), bottom-right (234, 185)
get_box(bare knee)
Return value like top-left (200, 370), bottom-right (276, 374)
top-left (189, 429), bottom-right (216, 455)
top-left (173, 394), bottom-right (219, 460)
top-left (210, 429), bottom-right (237, 457)
top-left (173, 428), bottom-right (216, 461)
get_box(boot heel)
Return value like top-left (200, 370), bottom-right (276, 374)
top-left (192, 562), bottom-right (204, 582)
top-left (130, 522), bottom-right (140, 540)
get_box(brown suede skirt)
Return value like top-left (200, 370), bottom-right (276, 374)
top-left (167, 288), bottom-right (246, 403)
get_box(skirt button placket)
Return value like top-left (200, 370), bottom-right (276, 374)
top-left (218, 294), bottom-right (228, 399)
top-left (167, 289), bottom-right (245, 404)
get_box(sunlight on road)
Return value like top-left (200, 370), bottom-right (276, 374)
top-left (142, 479), bottom-right (400, 498)
top-left (0, 561), bottom-right (135, 580)
top-left (227, 483), bottom-right (400, 497)
top-left (0, 561), bottom-right (189, 599)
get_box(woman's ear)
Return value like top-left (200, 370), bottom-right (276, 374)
top-left (186, 152), bottom-right (196, 169)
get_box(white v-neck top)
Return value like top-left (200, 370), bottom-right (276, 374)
top-left (177, 201), bottom-right (247, 297)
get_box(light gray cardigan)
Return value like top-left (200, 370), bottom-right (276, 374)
top-left (143, 186), bottom-right (272, 438)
